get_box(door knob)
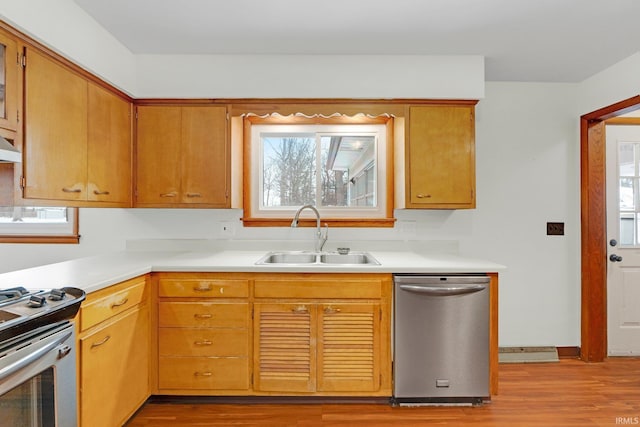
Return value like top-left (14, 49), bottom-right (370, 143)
top-left (609, 239), bottom-right (618, 247)
top-left (609, 254), bottom-right (623, 262)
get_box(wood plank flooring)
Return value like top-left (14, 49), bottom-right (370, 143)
top-left (125, 358), bottom-right (640, 426)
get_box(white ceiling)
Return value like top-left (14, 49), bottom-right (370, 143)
top-left (73, 0), bottom-right (640, 83)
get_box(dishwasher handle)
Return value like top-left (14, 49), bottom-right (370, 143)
top-left (398, 284), bottom-right (486, 296)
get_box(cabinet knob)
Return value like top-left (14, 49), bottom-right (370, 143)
top-left (416, 193), bottom-right (431, 199)
top-left (292, 305), bottom-right (309, 314)
top-left (324, 306), bottom-right (341, 314)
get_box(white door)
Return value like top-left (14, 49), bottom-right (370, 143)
top-left (606, 124), bottom-right (640, 356)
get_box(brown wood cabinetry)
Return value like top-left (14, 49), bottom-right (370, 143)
top-left (253, 274), bottom-right (391, 396)
top-left (22, 47), bottom-right (132, 206)
top-left (406, 104), bottom-right (477, 209)
top-left (77, 275), bottom-right (150, 427)
top-left (156, 274), bottom-right (250, 393)
top-left (135, 105), bottom-right (229, 207)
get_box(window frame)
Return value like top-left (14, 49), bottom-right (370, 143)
top-left (242, 113), bottom-right (395, 228)
top-left (0, 207), bottom-right (80, 244)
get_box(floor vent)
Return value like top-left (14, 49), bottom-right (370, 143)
top-left (498, 346), bottom-right (559, 363)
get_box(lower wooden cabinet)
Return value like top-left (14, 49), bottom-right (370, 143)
top-left (79, 301), bottom-right (149, 427)
top-left (153, 272), bottom-right (392, 397)
top-left (156, 275), bottom-right (251, 394)
top-left (254, 301), bottom-right (383, 394)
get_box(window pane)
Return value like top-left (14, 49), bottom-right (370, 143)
top-left (262, 135), bottom-right (316, 207)
top-left (619, 143), bottom-right (636, 176)
top-left (0, 207), bottom-right (77, 241)
top-left (620, 177), bottom-right (635, 210)
top-left (621, 214), bottom-right (635, 246)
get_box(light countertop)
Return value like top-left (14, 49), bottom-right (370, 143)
top-left (0, 240), bottom-right (505, 294)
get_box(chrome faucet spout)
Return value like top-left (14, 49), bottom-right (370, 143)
top-left (291, 205), bottom-right (328, 252)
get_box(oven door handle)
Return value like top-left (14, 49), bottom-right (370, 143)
top-left (0, 329), bottom-right (72, 382)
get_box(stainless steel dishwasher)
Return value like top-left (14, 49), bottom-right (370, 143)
top-left (392, 274), bottom-right (490, 405)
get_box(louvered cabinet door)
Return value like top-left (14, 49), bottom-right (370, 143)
top-left (253, 303), bottom-right (317, 392)
top-left (317, 303), bottom-right (381, 392)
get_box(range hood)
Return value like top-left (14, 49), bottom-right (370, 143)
top-left (0, 135), bottom-right (21, 163)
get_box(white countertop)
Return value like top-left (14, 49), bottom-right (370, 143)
top-left (0, 240), bottom-right (505, 294)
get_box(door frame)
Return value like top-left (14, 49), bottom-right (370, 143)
top-left (580, 94), bottom-right (640, 362)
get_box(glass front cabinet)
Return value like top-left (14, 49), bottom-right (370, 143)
top-left (0, 27), bottom-right (19, 132)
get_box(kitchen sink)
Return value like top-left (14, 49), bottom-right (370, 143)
top-left (256, 251), bottom-right (380, 266)
top-left (259, 253), bottom-right (317, 264)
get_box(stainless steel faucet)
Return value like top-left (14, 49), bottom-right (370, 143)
top-left (291, 204), bottom-right (328, 252)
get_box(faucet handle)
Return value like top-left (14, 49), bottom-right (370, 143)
top-left (319, 223), bottom-right (329, 251)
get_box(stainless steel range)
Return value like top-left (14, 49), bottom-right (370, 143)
top-left (0, 286), bottom-right (85, 427)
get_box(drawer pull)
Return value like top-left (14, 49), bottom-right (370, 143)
top-left (194, 371), bottom-right (212, 377)
top-left (193, 285), bottom-right (213, 292)
top-left (186, 192), bottom-right (202, 198)
top-left (194, 340), bottom-right (213, 346)
top-left (62, 187), bottom-right (81, 193)
top-left (160, 192), bottom-right (177, 198)
top-left (194, 313), bottom-right (212, 319)
top-left (292, 305), bottom-right (309, 314)
top-left (91, 335), bottom-right (111, 349)
top-left (93, 189), bottom-right (110, 195)
top-left (324, 306), bottom-right (341, 314)
top-left (111, 298), bottom-right (129, 308)
top-left (416, 193), bottom-right (432, 199)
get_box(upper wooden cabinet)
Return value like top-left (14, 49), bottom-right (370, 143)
top-left (135, 105), bottom-right (229, 208)
top-left (0, 28), bottom-right (19, 132)
top-left (22, 47), bottom-right (132, 206)
top-left (406, 104), bottom-right (476, 209)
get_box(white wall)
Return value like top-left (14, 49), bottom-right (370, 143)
top-left (578, 52), bottom-right (640, 115)
top-left (135, 54), bottom-right (484, 99)
top-left (0, 0), bottom-right (136, 93)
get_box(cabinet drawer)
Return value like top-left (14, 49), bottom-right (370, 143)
top-left (158, 357), bottom-right (249, 390)
top-left (158, 302), bottom-right (249, 328)
top-left (159, 328), bottom-right (248, 357)
top-left (158, 278), bottom-right (249, 298)
top-left (80, 279), bottom-right (147, 331)
top-left (254, 279), bottom-right (383, 299)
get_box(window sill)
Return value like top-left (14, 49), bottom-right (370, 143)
top-left (0, 234), bottom-right (80, 244)
top-left (242, 217), bottom-right (396, 228)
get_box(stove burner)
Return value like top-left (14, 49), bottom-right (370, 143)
top-left (0, 286), bottom-right (85, 343)
top-left (0, 287), bottom-right (29, 304)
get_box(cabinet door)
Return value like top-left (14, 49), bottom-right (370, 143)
top-left (23, 48), bottom-right (87, 200)
top-left (0, 29), bottom-right (19, 131)
top-left (135, 105), bottom-right (181, 205)
top-left (407, 105), bottom-right (475, 208)
top-left (317, 303), bottom-right (381, 392)
top-left (253, 303), bottom-right (317, 392)
top-left (181, 106), bottom-right (228, 206)
top-left (87, 83), bottom-right (132, 204)
top-left (80, 305), bottom-right (149, 427)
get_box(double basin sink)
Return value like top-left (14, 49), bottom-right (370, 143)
top-left (256, 251), bottom-right (380, 266)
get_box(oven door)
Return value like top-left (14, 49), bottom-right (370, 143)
top-left (0, 322), bottom-right (77, 427)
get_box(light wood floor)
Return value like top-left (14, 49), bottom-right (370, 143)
top-left (125, 358), bottom-right (640, 426)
